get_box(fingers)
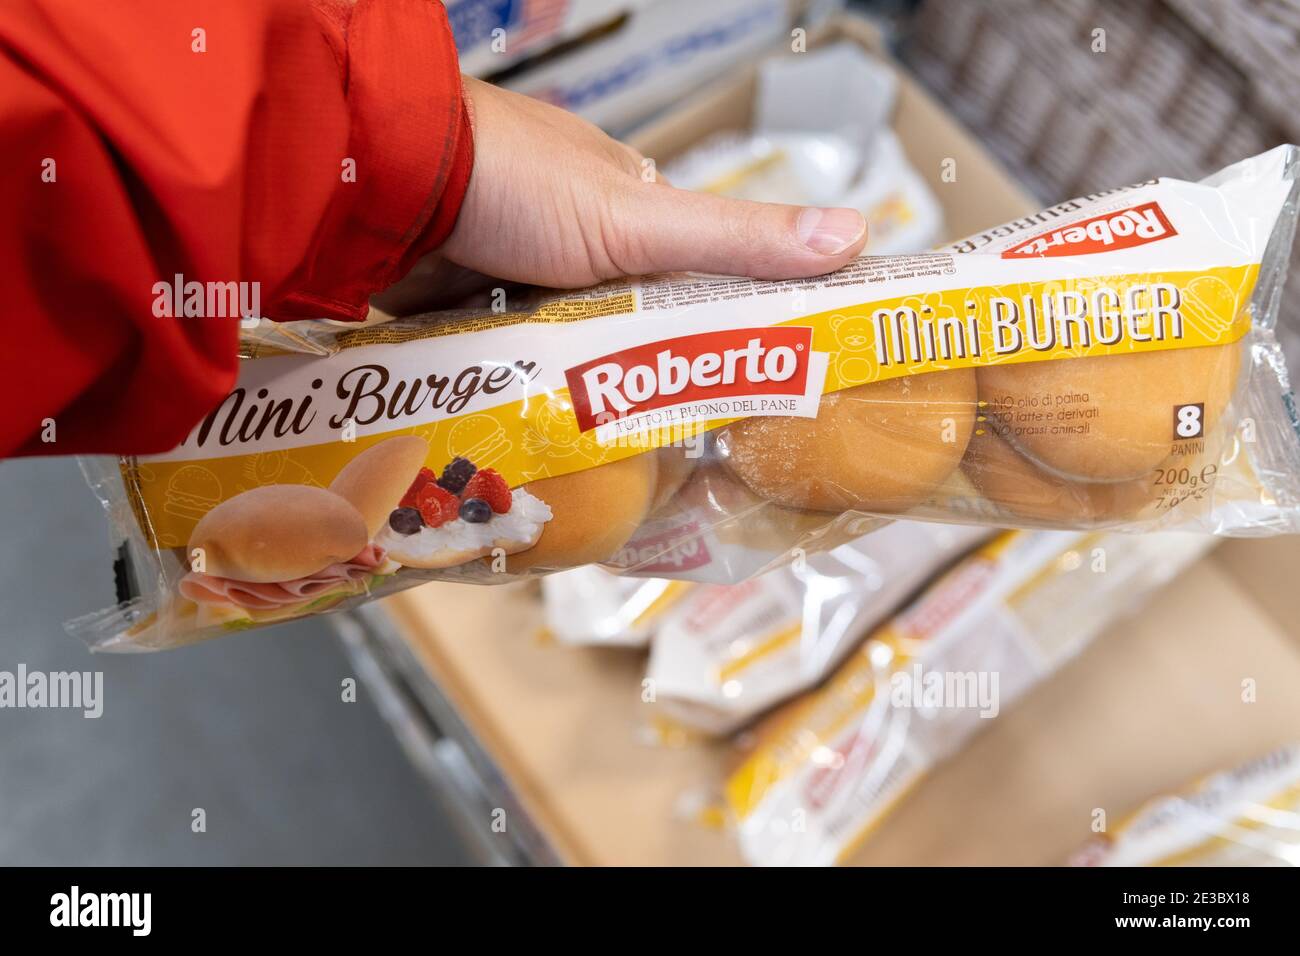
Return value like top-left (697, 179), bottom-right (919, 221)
top-left (616, 142), bottom-right (671, 185)
top-left (614, 186), bottom-right (867, 280)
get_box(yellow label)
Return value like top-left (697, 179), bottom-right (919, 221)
top-left (716, 621), bottom-right (803, 683)
top-left (126, 266), bottom-right (1257, 549)
top-left (631, 580), bottom-right (693, 628)
top-left (792, 264), bottom-right (1256, 392)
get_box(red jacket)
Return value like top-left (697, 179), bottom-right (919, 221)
top-left (1, 0), bottom-right (473, 457)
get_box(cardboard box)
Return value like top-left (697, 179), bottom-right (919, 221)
top-left (502, 0), bottom-right (799, 134)
top-left (447, 0), bottom-right (646, 78)
top-left (375, 14), bottom-right (1300, 866)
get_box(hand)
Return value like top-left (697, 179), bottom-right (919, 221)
top-left (438, 77), bottom-right (868, 289)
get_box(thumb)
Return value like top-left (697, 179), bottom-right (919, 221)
top-left (616, 187), bottom-right (868, 280)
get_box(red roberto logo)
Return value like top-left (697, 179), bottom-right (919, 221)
top-left (1002, 201), bottom-right (1177, 258)
top-left (565, 327), bottom-right (814, 433)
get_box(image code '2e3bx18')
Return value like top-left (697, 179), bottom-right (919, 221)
top-left (74, 146), bottom-right (1300, 650)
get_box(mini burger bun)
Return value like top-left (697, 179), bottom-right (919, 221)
top-left (503, 455), bottom-right (657, 573)
top-left (651, 445), bottom-right (699, 512)
top-left (329, 435), bottom-right (430, 538)
top-left (976, 343), bottom-right (1241, 482)
top-left (718, 369), bottom-right (978, 513)
top-left (188, 484), bottom-right (368, 584)
top-left (961, 427), bottom-right (1155, 525)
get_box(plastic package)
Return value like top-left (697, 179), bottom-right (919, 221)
top-left (541, 569), bottom-right (693, 647)
top-left (724, 529), bottom-right (1213, 866)
top-left (663, 43), bottom-right (942, 254)
top-left (1070, 744), bottom-right (1300, 867)
top-left (546, 521), bottom-right (986, 732)
top-left (646, 521), bottom-right (988, 734)
top-left (665, 129), bottom-right (942, 256)
top-left (72, 146), bottom-right (1300, 650)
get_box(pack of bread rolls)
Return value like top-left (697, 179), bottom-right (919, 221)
top-left (725, 529), bottom-right (1213, 867)
top-left (541, 568), bottom-right (695, 648)
top-left (73, 147), bottom-right (1300, 650)
top-left (1069, 744), bottom-right (1300, 867)
top-left (644, 520), bottom-right (990, 735)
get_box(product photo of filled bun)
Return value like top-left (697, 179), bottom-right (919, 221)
top-left (178, 484), bottom-right (390, 629)
top-left (328, 435), bottom-right (430, 538)
top-left (364, 438), bottom-right (553, 570)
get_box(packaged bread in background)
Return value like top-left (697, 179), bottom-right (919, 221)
top-left (645, 521), bottom-right (989, 734)
top-left (71, 145), bottom-right (1300, 650)
top-left (663, 45), bottom-right (943, 255)
top-left (1070, 745), bottom-right (1300, 867)
top-left (541, 568), bottom-right (693, 648)
top-left (725, 529), bottom-right (1212, 866)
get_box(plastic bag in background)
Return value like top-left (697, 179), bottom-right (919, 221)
top-left (541, 569), bottom-right (693, 647)
top-left (663, 45), bottom-right (943, 254)
top-left (449, 0), bottom-right (646, 78)
top-left (71, 145), bottom-right (1300, 651)
top-left (1070, 744), bottom-right (1300, 867)
top-left (501, 0), bottom-right (797, 136)
top-left (724, 529), bottom-right (1213, 866)
top-left (645, 521), bottom-right (989, 734)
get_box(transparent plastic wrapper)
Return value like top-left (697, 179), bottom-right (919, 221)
top-left (665, 129), bottom-right (941, 257)
top-left (71, 147), bottom-right (1300, 650)
top-left (724, 529), bottom-right (1213, 866)
top-left (1070, 744), bottom-right (1300, 867)
top-left (663, 44), bottom-right (943, 254)
top-left (646, 521), bottom-right (988, 734)
top-left (541, 568), bottom-right (693, 648)
top-left (664, 130), bottom-right (864, 209)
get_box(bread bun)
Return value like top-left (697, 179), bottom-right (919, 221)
top-left (651, 445), bottom-right (699, 512)
top-left (676, 463), bottom-right (879, 552)
top-left (188, 485), bottom-right (368, 583)
top-left (961, 428), bottom-right (1154, 525)
top-left (329, 435), bottom-right (429, 538)
top-left (977, 344), bottom-right (1241, 482)
top-left (718, 369), bottom-right (977, 513)
top-left (504, 455), bottom-right (657, 572)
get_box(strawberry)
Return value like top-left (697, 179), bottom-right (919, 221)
top-left (399, 467), bottom-right (438, 509)
top-left (462, 468), bottom-right (512, 514)
top-left (416, 482), bottom-right (460, 528)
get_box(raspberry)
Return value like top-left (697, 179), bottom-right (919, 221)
top-left (462, 468), bottom-right (511, 514)
top-left (399, 467), bottom-right (438, 509)
top-left (416, 482), bottom-right (460, 528)
top-left (437, 456), bottom-right (477, 494)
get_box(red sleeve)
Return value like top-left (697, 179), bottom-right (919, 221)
top-left (0, 0), bottom-right (473, 458)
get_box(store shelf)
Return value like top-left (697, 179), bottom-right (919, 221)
top-left (350, 548), bottom-right (1300, 866)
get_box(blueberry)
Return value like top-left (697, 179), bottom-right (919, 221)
top-left (437, 456), bottom-right (477, 494)
top-left (459, 498), bottom-right (491, 524)
top-left (388, 507), bottom-right (423, 535)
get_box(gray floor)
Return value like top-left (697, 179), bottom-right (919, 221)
top-left (0, 457), bottom-right (471, 865)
